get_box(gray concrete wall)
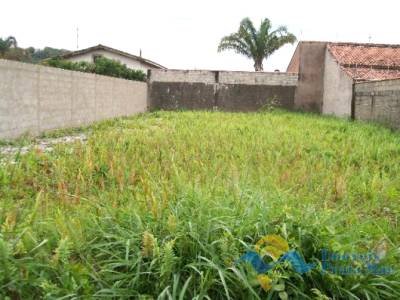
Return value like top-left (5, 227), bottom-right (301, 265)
top-left (148, 69), bottom-right (298, 112)
top-left (354, 79), bottom-right (400, 128)
top-left (0, 59), bottom-right (147, 139)
top-left (293, 42), bottom-right (327, 113)
top-left (322, 49), bottom-right (354, 117)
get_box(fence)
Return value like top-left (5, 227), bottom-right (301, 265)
top-left (354, 79), bottom-right (400, 128)
top-left (9, 60), bottom-right (389, 140)
top-left (0, 59), bottom-right (148, 139)
top-left (148, 69), bottom-right (298, 111)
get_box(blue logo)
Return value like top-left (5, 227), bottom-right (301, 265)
top-left (237, 235), bottom-right (314, 290)
top-left (238, 235), bottom-right (394, 291)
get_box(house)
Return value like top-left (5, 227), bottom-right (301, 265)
top-left (287, 41), bottom-right (400, 117)
top-left (60, 44), bottom-right (166, 72)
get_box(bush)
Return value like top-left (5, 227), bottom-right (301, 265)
top-left (43, 56), bottom-right (146, 82)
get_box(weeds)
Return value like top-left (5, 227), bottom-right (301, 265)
top-left (0, 111), bottom-right (399, 299)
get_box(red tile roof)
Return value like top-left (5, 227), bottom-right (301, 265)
top-left (327, 42), bottom-right (400, 81)
top-left (342, 67), bottom-right (400, 81)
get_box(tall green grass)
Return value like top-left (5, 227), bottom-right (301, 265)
top-left (0, 111), bottom-right (399, 299)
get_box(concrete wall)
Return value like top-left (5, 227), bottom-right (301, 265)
top-left (65, 50), bottom-right (153, 72)
top-left (286, 44), bottom-right (300, 73)
top-left (148, 69), bottom-right (298, 111)
top-left (322, 49), bottom-right (354, 117)
top-left (0, 59), bottom-right (147, 139)
top-left (354, 79), bottom-right (400, 128)
top-left (293, 42), bottom-right (327, 113)
top-left (289, 41), bottom-right (354, 117)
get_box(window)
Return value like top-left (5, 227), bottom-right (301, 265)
top-left (92, 54), bottom-right (102, 62)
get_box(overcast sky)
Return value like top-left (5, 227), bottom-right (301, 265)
top-left (1, 0), bottom-right (399, 71)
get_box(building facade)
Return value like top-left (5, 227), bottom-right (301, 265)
top-left (287, 41), bottom-right (400, 117)
top-left (61, 44), bottom-right (166, 73)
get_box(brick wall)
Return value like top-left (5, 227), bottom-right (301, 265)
top-left (354, 79), bottom-right (400, 128)
top-left (0, 59), bottom-right (147, 139)
top-left (148, 69), bottom-right (298, 111)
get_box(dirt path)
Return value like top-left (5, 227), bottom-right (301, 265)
top-left (0, 134), bottom-right (87, 162)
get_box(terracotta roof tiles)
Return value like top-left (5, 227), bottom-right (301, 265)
top-left (327, 42), bottom-right (400, 81)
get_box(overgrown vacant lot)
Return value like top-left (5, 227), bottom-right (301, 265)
top-left (0, 111), bottom-right (399, 299)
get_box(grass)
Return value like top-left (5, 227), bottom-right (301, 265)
top-left (0, 110), bottom-right (399, 299)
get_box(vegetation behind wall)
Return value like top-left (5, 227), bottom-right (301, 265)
top-left (43, 56), bottom-right (147, 82)
top-left (1, 36), bottom-right (146, 82)
top-left (0, 36), bottom-right (70, 63)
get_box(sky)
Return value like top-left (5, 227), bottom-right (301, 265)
top-left (1, 0), bottom-right (400, 71)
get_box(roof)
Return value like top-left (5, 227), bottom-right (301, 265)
top-left (60, 44), bottom-right (166, 69)
top-left (327, 42), bottom-right (400, 81)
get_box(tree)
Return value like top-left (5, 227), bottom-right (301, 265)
top-left (218, 18), bottom-right (296, 71)
top-left (0, 36), bottom-right (70, 63)
top-left (0, 36), bottom-right (18, 56)
top-left (2, 47), bottom-right (31, 62)
top-left (29, 47), bottom-right (70, 63)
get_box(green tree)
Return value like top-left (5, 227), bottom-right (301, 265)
top-left (30, 47), bottom-right (70, 63)
top-left (218, 18), bottom-right (296, 71)
top-left (0, 36), bottom-right (17, 56)
top-left (2, 48), bottom-right (31, 62)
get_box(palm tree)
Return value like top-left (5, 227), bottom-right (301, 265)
top-left (218, 18), bottom-right (296, 71)
top-left (0, 36), bottom-right (18, 56)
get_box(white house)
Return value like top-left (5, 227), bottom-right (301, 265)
top-left (60, 44), bottom-right (166, 72)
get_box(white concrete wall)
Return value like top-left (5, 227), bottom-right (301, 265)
top-left (0, 59), bottom-right (147, 139)
top-left (322, 50), bottom-right (354, 117)
top-left (66, 50), bottom-right (151, 72)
